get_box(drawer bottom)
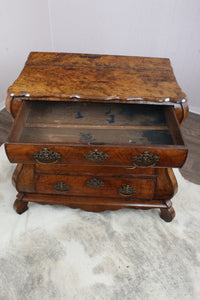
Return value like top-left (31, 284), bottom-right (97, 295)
top-left (19, 193), bottom-right (168, 212)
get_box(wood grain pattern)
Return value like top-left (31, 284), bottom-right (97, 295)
top-left (5, 101), bottom-right (187, 168)
top-left (13, 193), bottom-right (28, 214)
top-left (2, 108), bottom-right (196, 184)
top-left (5, 144), bottom-right (187, 168)
top-left (35, 163), bottom-right (156, 177)
top-left (8, 52), bottom-right (186, 103)
top-left (8, 101), bottom-right (184, 146)
top-left (2, 52), bottom-right (191, 221)
top-left (35, 174), bottom-right (155, 199)
top-left (20, 193), bottom-right (168, 212)
top-left (12, 166), bottom-right (175, 220)
top-left (12, 163), bottom-right (177, 220)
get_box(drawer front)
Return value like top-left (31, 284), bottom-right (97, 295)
top-left (35, 163), bottom-right (157, 177)
top-left (5, 144), bottom-right (187, 168)
top-left (35, 174), bottom-right (156, 200)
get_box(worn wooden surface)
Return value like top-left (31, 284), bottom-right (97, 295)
top-left (8, 101), bottom-right (184, 145)
top-left (2, 99), bottom-right (184, 222)
top-left (1, 108), bottom-right (199, 184)
top-left (8, 52), bottom-right (186, 102)
top-left (5, 101), bottom-right (187, 169)
top-left (13, 166), bottom-right (176, 222)
top-left (0, 52), bottom-right (193, 221)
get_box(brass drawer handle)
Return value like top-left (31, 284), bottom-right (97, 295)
top-left (86, 178), bottom-right (104, 188)
top-left (34, 148), bottom-right (61, 165)
top-left (125, 151), bottom-right (159, 169)
top-left (118, 185), bottom-right (136, 197)
top-left (83, 149), bottom-right (109, 162)
top-left (53, 181), bottom-right (71, 192)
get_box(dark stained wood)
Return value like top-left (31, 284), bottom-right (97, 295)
top-left (5, 144), bottom-right (187, 168)
top-left (35, 174), bottom-right (156, 199)
top-left (12, 165), bottom-right (176, 222)
top-left (154, 168), bottom-right (177, 200)
top-left (35, 164), bottom-right (157, 176)
top-left (8, 52), bottom-right (185, 103)
top-left (11, 161), bottom-right (176, 221)
top-left (1, 52), bottom-right (193, 221)
top-left (20, 193), bottom-right (168, 211)
top-left (6, 52), bottom-right (189, 123)
top-left (0, 109), bottom-right (199, 184)
top-left (13, 193), bottom-right (28, 214)
top-left (5, 101), bottom-right (188, 168)
top-left (6, 95), bottom-right (22, 118)
top-left (12, 163), bottom-right (23, 189)
top-left (160, 200), bottom-right (175, 222)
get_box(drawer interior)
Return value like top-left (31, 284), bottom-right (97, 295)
top-left (8, 100), bottom-right (185, 147)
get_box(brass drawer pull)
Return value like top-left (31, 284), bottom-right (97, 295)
top-left (83, 149), bottom-right (109, 162)
top-left (118, 185), bottom-right (136, 197)
top-left (34, 148), bottom-right (61, 165)
top-left (125, 151), bottom-right (159, 169)
top-left (53, 181), bottom-right (71, 192)
top-left (86, 178), bottom-right (104, 188)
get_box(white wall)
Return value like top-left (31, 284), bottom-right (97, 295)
top-left (48, 0), bottom-right (200, 113)
top-left (0, 0), bottom-right (51, 109)
top-left (1, 0), bottom-right (200, 113)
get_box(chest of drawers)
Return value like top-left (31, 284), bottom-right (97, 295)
top-left (5, 52), bottom-right (188, 222)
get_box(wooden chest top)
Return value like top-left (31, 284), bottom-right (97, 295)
top-left (8, 52), bottom-right (185, 103)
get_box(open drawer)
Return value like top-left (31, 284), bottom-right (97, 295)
top-left (5, 100), bottom-right (187, 168)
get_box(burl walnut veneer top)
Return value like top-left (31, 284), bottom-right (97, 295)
top-left (8, 52), bottom-right (186, 103)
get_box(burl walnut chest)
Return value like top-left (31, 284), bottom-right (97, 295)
top-left (5, 52), bottom-right (188, 222)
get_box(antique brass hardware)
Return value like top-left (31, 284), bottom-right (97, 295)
top-left (33, 148), bottom-right (61, 165)
top-left (132, 151), bottom-right (159, 168)
top-left (118, 185), bottom-right (136, 197)
top-left (125, 151), bottom-right (159, 169)
top-left (86, 178), bottom-right (104, 188)
top-left (83, 149), bottom-right (109, 162)
top-left (53, 181), bottom-right (71, 192)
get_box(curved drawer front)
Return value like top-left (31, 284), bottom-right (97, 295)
top-left (35, 174), bottom-right (156, 200)
top-left (5, 101), bottom-right (187, 168)
top-left (5, 144), bottom-right (187, 168)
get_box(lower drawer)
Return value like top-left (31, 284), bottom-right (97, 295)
top-left (35, 174), bottom-right (156, 200)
